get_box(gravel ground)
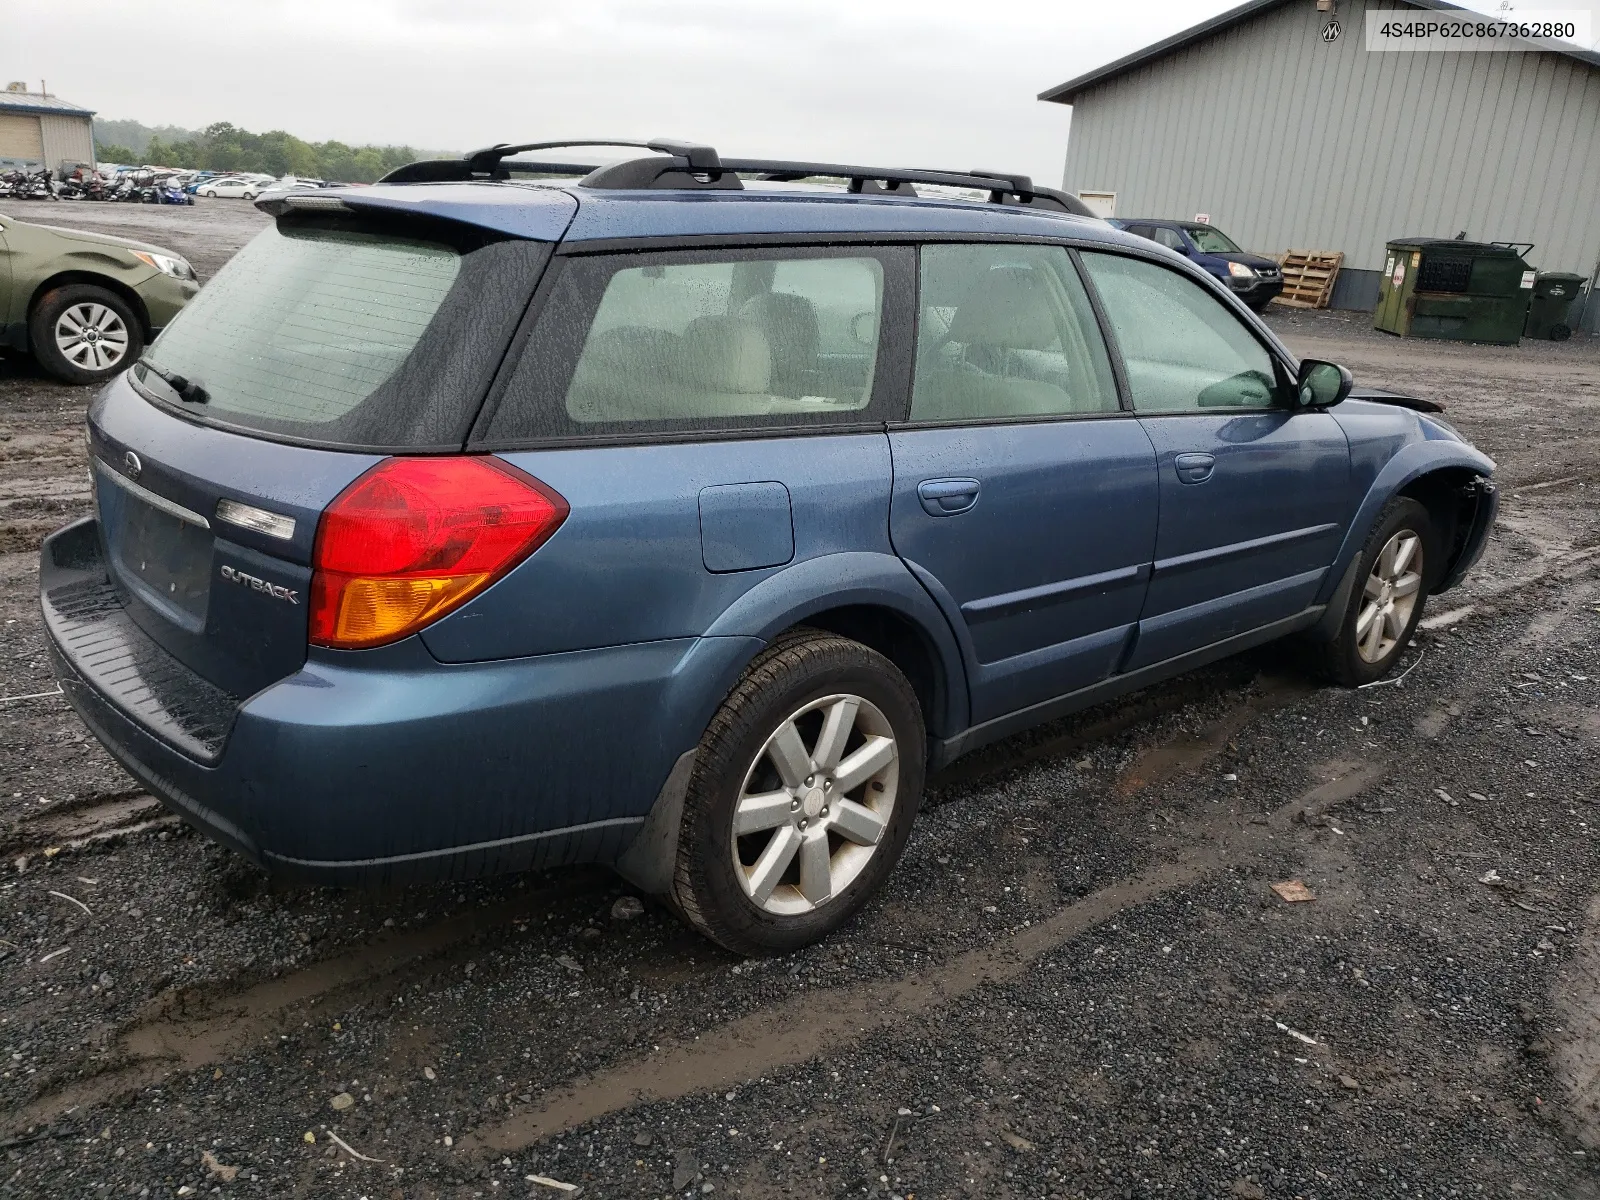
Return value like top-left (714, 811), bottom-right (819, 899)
top-left (1, 203), bottom-right (1598, 1200)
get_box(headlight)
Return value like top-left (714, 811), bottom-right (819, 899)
top-left (131, 250), bottom-right (196, 281)
top-left (1227, 261), bottom-right (1256, 279)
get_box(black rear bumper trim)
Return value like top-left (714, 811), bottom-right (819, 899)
top-left (40, 517), bottom-right (240, 763)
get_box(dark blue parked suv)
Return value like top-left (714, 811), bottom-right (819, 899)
top-left (1109, 218), bottom-right (1284, 311)
top-left (39, 140), bottom-right (1496, 954)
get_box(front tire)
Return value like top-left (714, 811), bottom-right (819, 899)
top-left (671, 632), bottom-right (925, 955)
top-left (1317, 497), bottom-right (1436, 686)
top-left (29, 285), bottom-right (144, 385)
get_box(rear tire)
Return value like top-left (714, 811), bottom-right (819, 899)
top-left (1315, 497), bottom-right (1437, 686)
top-left (29, 285), bottom-right (144, 385)
top-left (671, 631), bottom-right (925, 955)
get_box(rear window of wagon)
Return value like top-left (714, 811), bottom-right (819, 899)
top-left (133, 215), bottom-right (551, 451)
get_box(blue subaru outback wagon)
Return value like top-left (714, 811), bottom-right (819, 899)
top-left (40, 139), bottom-right (1497, 954)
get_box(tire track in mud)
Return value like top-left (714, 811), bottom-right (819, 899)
top-left (1552, 894), bottom-right (1600, 1151)
top-left (929, 664), bottom-right (1260, 794)
top-left (2, 791), bottom-right (169, 857)
top-left (1112, 672), bottom-right (1314, 796)
top-left (8, 868), bottom-right (613, 1131)
top-left (468, 761), bottom-right (1388, 1153)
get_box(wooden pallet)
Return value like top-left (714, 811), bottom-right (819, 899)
top-left (1271, 250), bottom-right (1344, 309)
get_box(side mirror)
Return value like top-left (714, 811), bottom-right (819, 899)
top-left (1294, 359), bottom-right (1353, 409)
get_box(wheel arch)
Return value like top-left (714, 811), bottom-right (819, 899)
top-left (698, 551), bottom-right (970, 739)
top-left (29, 272), bottom-right (154, 341)
top-left (1398, 466), bottom-right (1496, 591)
top-left (1316, 441), bottom-right (1495, 609)
top-left (783, 603), bottom-right (951, 741)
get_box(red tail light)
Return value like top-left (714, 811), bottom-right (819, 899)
top-left (309, 456), bottom-right (568, 649)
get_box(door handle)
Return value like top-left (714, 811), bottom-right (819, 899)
top-left (1174, 452), bottom-right (1216, 484)
top-left (917, 478), bottom-right (981, 516)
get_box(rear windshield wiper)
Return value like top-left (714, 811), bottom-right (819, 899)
top-left (137, 357), bottom-right (209, 404)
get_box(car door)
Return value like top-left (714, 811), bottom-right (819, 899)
top-left (1079, 251), bottom-right (1350, 670)
top-left (888, 243), bottom-right (1158, 725)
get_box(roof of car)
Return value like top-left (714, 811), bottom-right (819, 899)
top-left (274, 178), bottom-right (1136, 246)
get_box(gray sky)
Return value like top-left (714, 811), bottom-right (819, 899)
top-left (7, 0), bottom-right (1593, 184)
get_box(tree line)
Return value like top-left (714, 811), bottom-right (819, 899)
top-left (94, 121), bottom-right (440, 184)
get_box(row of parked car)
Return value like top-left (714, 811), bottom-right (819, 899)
top-left (185, 172), bottom-right (334, 199)
top-left (10, 139), bottom-right (1499, 956)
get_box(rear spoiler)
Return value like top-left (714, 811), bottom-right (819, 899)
top-left (1347, 386), bottom-right (1446, 414)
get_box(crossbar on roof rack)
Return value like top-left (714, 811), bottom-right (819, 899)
top-left (377, 138), bottom-right (1094, 217)
top-left (381, 139), bottom-right (716, 184)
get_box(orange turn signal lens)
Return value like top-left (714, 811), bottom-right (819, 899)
top-left (316, 573), bottom-right (490, 649)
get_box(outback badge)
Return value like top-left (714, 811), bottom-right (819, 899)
top-left (220, 564), bottom-right (300, 604)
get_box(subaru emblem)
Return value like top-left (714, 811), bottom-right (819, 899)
top-left (123, 450), bottom-right (142, 481)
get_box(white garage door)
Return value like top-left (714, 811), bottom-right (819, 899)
top-left (1076, 190), bottom-right (1117, 219)
top-left (0, 112), bottom-right (45, 162)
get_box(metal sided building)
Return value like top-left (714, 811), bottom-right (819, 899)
top-left (0, 86), bottom-right (96, 174)
top-left (1040, 0), bottom-right (1600, 324)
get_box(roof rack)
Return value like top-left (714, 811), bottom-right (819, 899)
top-left (378, 138), bottom-right (1095, 217)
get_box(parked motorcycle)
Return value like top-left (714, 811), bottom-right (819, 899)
top-left (154, 179), bottom-right (194, 205)
top-left (2, 168), bottom-right (58, 200)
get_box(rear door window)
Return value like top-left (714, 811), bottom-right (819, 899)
top-left (134, 215), bottom-right (553, 450)
top-left (479, 245), bottom-right (914, 443)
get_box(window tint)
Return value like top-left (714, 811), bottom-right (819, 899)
top-left (147, 225), bottom-right (461, 428)
top-left (909, 244), bottom-right (1118, 423)
top-left (1080, 252), bottom-right (1279, 413)
top-left (567, 255), bottom-right (883, 424)
top-left (486, 248), bottom-right (906, 441)
top-left (136, 217), bottom-right (545, 449)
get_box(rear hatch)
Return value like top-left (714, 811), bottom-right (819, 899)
top-left (70, 200), bottom-right (564, 752)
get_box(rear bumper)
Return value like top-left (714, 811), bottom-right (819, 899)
top-left (41, 517), bottom-right (757, 885)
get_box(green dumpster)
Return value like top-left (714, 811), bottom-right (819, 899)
top-left (1525, 272), bottom-right (1584, 340)
top-left (1373, 238), bottom-right (1535, 344)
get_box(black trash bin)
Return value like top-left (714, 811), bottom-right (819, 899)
top-left (1526, 272), bottom-right (1585, 340)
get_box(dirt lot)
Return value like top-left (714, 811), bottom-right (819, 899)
top-left (2, 200), bottom-right (1599, 1200)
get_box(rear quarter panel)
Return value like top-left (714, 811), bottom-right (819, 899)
top-left (422, 434), bottom-right (899, 659)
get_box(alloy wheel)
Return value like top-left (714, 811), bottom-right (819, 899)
top-left (54, 303), bottom-right (131, 373)
top-left (1356, 530), bottom-right (1424, 663)
top-left (731, 693), bottom-right (899, 916)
